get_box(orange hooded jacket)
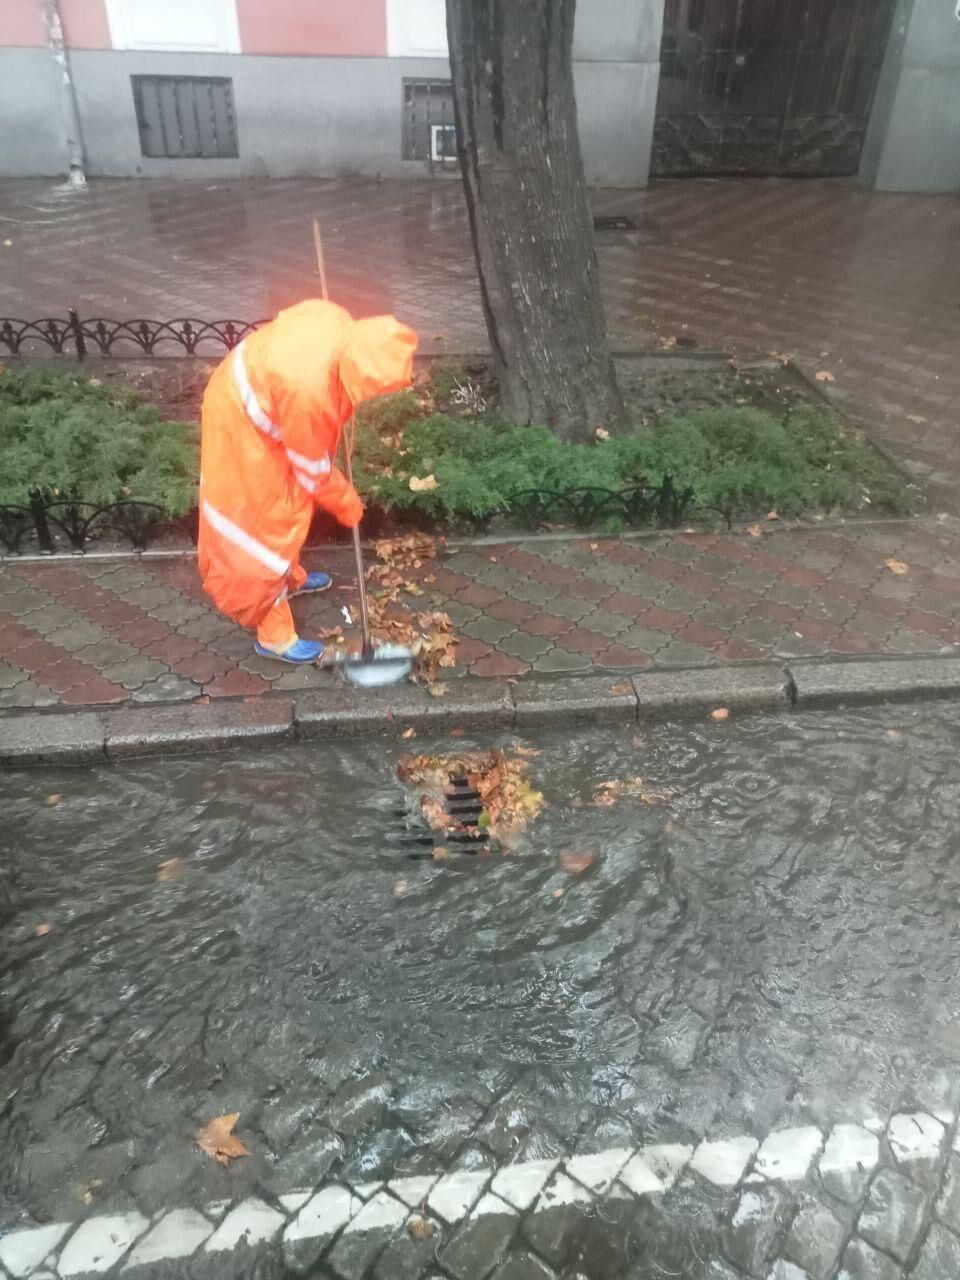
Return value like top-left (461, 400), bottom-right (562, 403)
top-left (198, 300), bottom-right (417, 628)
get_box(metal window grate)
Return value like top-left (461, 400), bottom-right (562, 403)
top-left (132, 76), bottom-right (238, 159)
top-left (402, 79), bottom-right (457, 162)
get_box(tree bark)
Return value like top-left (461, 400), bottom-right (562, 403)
top-left (446, 0), bottom-right (625, 442)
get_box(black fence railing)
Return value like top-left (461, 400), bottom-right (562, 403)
top-left (0, 312), bottom-right (268, 358)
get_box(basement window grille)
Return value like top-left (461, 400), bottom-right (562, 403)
top-left (402, 79), bottom-right (457, 162)
top-left (132, 75), bottom-right (239, 159)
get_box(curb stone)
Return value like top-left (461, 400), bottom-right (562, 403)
top-left (632, 665), bottom-right (793, 717)
top-left (104, 700), bottom-right (295, 759)
top-left (0, 711), bottom-right (105, 766)
top-left (3, 655), bottom-right (960, 766)
top-left (791, 657), bottom-right (960, 708)
top-left (295, 680), bottom-right (514, 739)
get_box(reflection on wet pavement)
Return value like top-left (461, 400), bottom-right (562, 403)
top-left (2, 703), bottom-right (959, 1278)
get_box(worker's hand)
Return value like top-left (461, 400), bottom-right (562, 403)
top-left (339, 487), bottom-right (364, 529)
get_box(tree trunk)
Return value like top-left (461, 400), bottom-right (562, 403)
top-left (446, 0), bottom-right (625, 443)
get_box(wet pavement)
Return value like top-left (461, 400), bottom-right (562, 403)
top-left (3, 703), bottom-right (960, 1277)
top-left (4, 521), bottom-right (960, 710)
top-left (1, 175), bottom-right (959, 504)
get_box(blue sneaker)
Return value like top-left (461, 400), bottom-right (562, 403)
top-left (292, 571), bottom-right (332, 596)
top-left (254, 638), bottom-right (324, 664)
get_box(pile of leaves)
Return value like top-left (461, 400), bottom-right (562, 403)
top-left (397, 749), bottom-right (545, 842)
top-left (365, 535), bottom-right (457, 685)
top-left (0, 366), bottom-right (197, 513)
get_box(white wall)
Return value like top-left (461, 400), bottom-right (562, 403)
top-left (385, 0), bottom-right (448, 58)
top-left (104, 0), bottom-right (241, 53)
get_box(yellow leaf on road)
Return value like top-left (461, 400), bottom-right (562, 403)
top-left (884, 558), bottom-right (909, 575)
top-left (195, 1114), bottom-right (250, 1166)
top-left (559, 851), bottom-right (595, 876)
top-left (409, 474), bottom-right (438, 492)
top-left (35, 922), bottom-right (51, 938)
top-left (746, 525), bottom-right (763, 538)
top-left (46, 794), bottom-right (61, 806)
top-left (710, 707), bottom-right (730, 721)
top-left (156, 857), bottom-right (186, 882)
top-left (408, 1216), bottom-right (435, 1240)
top-left (906, 414), bottom-right (927, 424)
top-left (815, 370), bottom-right (835, 383)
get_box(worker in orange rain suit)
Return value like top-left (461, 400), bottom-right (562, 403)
top-left (198, 300), bottom-right (418, 663)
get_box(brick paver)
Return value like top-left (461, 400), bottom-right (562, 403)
top-left (0, 519), bottom-right (958, 710)
top-left (1, 175), bottom-right (959, 713)
top-left (1, 176), bottom-right (959, 500)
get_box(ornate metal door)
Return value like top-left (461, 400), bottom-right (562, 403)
top-left (653, 0), bottom-right (897, 176)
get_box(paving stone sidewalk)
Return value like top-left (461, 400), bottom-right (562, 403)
top-left (3, 1104), bottom-right (960, 1280)
top-left (2, 175), bottom-right (959, 505)
top-left (1, 519), bottom-right (960, 713)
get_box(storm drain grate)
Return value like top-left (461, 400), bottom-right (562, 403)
top-left (593, 214), bottom-right (637, 231)
top-left (393, 775), bottom-right (491, 859)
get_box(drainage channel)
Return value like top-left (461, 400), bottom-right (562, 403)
top-left (392, 775), bottom-right (492, 859)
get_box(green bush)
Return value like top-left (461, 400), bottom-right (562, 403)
top-left (353, 397), bottom-right (910, 524)
top-left (0, 367), bottom-right (198, 514)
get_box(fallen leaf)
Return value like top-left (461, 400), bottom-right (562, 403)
top-left (884, 558), bottom-right (908, 575)
top-left (552, 887), bottom-right (565, 898)
top-left (746, 524), bottom-right (763, 538)
top-left (815, 370), bottom-right (835, 383)
top-left (195, 1114), bottom-right (250, 1166)
top-left (393, 880), bottom-right (410, 897)
top-left (195, 694), bottom-right (210, 706)
top-left (885, 728), bottom-right (901, 739)
top-left (46, 793), bottom-right (61, 806)
top-left (402, 727), bottom-right (417, 740)
top-left (408, 1216), bottom-right (435, 1241)
top-left (35, 922), bottom-right (51, 938)
top-left (906, 414), bottom-right (927, 424)
top-left (87, 377), bottom-right (102, 387)
top-left (594, 427), bottom-right (610, 441)
top-left (632, 735), bottom-right (646, 748)
top-left (80, 1178), bottom-right (103, 1206)
top-left (609, 681), bottom-right (632, 695)
top-left (156, 857), bottom-right (186, 882)
top-left (710, 707), bottom-right (730, 721)
top-left (559, 851), bottom-right (595, 876)
top-left (409, 474), bottom-right (438, 492)
top-left (450, 727), bottom-right (465, 738)
top-left (766, 510), bottom-right (780, 521)
top-left (428, 683), bottom-right (449, 698)
top-left (2, 239), bottom-right (11, 247)
top-left (432, 847), bottom-right (452, 862)
top-left (594, 777), bottom-right (676, 807)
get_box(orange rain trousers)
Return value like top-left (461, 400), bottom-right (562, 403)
top-left (198, 300), bottom-right (417, 642)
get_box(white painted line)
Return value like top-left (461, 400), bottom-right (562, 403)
top-left (470, 1193), bottom-right (516, 1221)
top-left (123, 1210), bottom-right (212, 1269)
top-left (340, 1191), bottom-right (407, 1235)
top-left (427, 1169), bottom-right (491, 1224)
top-left (535, 1171), bottom-right (593, 1210)
top-left (204, 1199), bottom-right (285, 1253)
top-left (490, 1159), bottom-right (559, 1212)
top-left (0, 1224), bottom-right (69, 1278)
top-left (58, 1214), bottom-right (149, 1276)
top-left (819, 1124), bottom-right (879, 1176)
top-left (278, 1192), bottom-right (312, 1215)
top-left (888, 1112), bottom-right (945, 1164)
top-left (689, 1136), bottom-right (759, 1187)
top-left (4, 1112), bottom-right (956, 1276)
top-left (387, 1175), bottom-right (439, 1209)
top-left (640, 1143), bottom-right (695, 1191)
top-left (754, 1126), bottom-right (824, 1183)
top-left (283, 1186), bottom-right (362, 1244)
top-left (566, 1148), bottom-right (633, 1195)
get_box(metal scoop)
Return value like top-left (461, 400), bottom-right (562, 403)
top-left (339, 524), bottom-right (413, 689)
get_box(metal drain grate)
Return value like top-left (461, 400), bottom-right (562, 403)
top-left (392, 775), bottom-right (491, 859)
top-left (593, 214), bottom-right (637, 231)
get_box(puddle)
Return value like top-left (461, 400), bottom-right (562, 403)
top-left (2, 703), bottom-right (957, 1220)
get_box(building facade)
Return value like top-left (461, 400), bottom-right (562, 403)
top-left (0, 0), bottom-right (957, 192)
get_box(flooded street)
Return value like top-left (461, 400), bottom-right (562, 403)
top-left (2, 704), bottom-right (960, 1279)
